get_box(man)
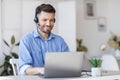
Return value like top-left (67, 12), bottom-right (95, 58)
top-left (19, 4), bottom-right (69, 75)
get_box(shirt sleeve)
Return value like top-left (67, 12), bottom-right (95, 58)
top-left (61, 38), bottom-right (70, 52)
top-left (18, 37), bottom-right (33, 75)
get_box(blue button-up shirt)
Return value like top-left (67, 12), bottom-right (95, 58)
top-left (19, 28), bottom-right (69, 75)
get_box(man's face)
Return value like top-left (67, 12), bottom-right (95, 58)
top-left (38, 11), bottom-right (55, 34)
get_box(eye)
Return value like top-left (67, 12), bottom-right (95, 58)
top-left (50, 19), bottom-right (54, 23)
top-left (43, 19), bottom-right (47, 22)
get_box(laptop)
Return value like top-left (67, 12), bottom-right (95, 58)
top-left (44, 52), bottom-right (84, 78)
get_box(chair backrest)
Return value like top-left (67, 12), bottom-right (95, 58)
top-left (101, 54), bottom-right (120, 71)
top-left (9, 58), bottom-right (19, 76)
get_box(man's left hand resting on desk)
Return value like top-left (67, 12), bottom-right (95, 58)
top-left (25, 67), bottom-right (44, 75)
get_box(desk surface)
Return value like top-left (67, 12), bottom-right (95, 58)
top-left (1, 75), bottom-right (120, 80)
top-left (1, 71), bottom-right (120, 80)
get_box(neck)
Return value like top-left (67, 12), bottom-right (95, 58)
top-left (38, 28), bottom-right (49, 40)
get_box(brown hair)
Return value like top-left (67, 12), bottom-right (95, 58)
top-left (34, 4), bottom-right (56, 23)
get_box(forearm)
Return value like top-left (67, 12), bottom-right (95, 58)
top-left (26, 67), bottom-right (44, 75)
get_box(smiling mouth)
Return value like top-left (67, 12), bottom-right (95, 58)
top-left (45, 26), bottom-right (51, 30)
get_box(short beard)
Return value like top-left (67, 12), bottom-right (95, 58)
top-left (42, 30), bottom-right (50, 34)
top-left (38, 26), bottom-right (51, 35)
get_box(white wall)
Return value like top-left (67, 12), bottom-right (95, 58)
top-left (0, 0), bottom-right (6, 73)
top-left (0, 0), bottom-right (4, 68)
top-left (0, 0), bottom-right (1, 53)
top-left (107, 0), bottom-right (120, 35)
top-left (1, 0), bottom-right (22, 56)
top-left (21, 0), bottom-right (43, 35)
top-left (58, 1), bottom-right (76, 51)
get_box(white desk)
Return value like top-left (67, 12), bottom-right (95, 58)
top-left (1, 75), bottom-right (120, 80)
top-left (1, 71), bottom-right (120, 80)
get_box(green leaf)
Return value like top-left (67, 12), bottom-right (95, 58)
top-left (97, 59), bottom-right (102, 67)
top-left (5, 55), bottom-right (12, 61)
top-left (89, 58), bottom-right (102, 67)
top-left (0, 70), bottom-right (9, 76)
top-left (89, 58), bottom-right (96, 67)
top-left (94, 58), bottom-right (97, 67)
top-left (11, 52), bottom-right (18, 58)
top-left (76, 39), bottom-right (88, 52)
top-left (7, 63), bottom-right (13, 75)
top-left (3, 39), bottom-right (10, 47)
top-left (2, 62), bottom-right (13, 75)
top-left (15, 42), bottom-right (20, 46)
top-left (11, 35), bottom-right (15, 45)
top-left (4, 62), bottom-right (11, 70)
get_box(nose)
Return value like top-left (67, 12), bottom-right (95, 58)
top-left (46, 21), bottom-right (50, 26)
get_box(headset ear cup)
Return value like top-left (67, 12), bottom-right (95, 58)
top-left (34, 17), bottom-right (38, 23)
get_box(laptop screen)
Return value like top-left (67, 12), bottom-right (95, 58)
top-left (44, 52), bottom-right (84, 78)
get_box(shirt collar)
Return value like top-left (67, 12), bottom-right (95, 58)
top-left (33, 28), bottom-right (55, 40)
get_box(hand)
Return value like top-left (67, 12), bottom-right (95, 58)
top-left (26, 67), bottom-right (45, 75)
top-left (40, 67), bottom-right (44, 75)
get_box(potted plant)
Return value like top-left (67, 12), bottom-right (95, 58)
top-left (108, 32), bottom-right (120, 57)
top-left (0, 35), bottom-right (19, 76)
top-left (89, 57), bottom-right (102, 77)
top-left (76, 39), bottom-right (88, 52)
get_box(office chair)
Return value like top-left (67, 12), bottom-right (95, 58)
top-left (9, 58), bottom-right (19, 76)
top-left (101, 54), bottom-right (120, 71)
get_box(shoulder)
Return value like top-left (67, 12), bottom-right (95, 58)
top-left (52, 33), bottom-right (64, 40)
top-left (21, 28), bottom-right (38, 41)
top-left (51, 33), bottom-right (65, 42)
top-left (20, 32), bottom-right (34, 42)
